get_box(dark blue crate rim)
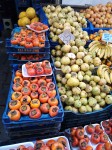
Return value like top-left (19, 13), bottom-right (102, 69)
top-left (5, 122), bottom-right (61, 130)
top-left (6, 123), bottom-right (61, 134)
top-left (2, 65), bottom-right (64, 125)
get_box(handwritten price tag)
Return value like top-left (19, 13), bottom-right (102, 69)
top-left (102, 33), bottom-right (112, 43)
top-left (58, 30), bottom-right (75, 45)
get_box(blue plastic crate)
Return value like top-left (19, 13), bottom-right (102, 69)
top-left (8, 53), bottom-right (50, 65)
top-left (2, 65), bottom-right (64, 128)
top-left (6, 27), bottom-right (50, 53)
top-left (36, 5), bottom-right (49, 26)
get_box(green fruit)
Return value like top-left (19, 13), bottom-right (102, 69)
top-left (95, 96), bottom-right (102, 103)
top-left (86, 105), bottom-right (92, 112)
top-left (60, 95), bottom-right (68, 103)
top-left (56, 74), bottom-right (62, 82)
top-left (105, 95), bottom-right (112, 104)
top-left (88, 97), bottom-right (97, 107)
top-left (57, 83), bottom-right (62, 88)
top-left (100, 93), bottom-right (106, 99)
top-left (58, 87), bottom-right (66, 95)
top-left (92, 86), bottom-right (100, 96)
top-left (72, 107), bottom-right (78, 113)
top-left (79, 106), bottom-right (87, 113)
top-left (80, 98), bottom-right (87, 105)
top-left (61, 78), bottom-right (67, 84)
top-left (74, 100), bottom-right (82, 108)
top-left (65, 73), bottom-right (71, 79)
top-left (80, 91), bottom-right (87, 98)
top-left (64, 106), bottom-right (73, 111)
top-left (67, 77), bottom-right (79, 87)
top-left (73, 95), bottom-right (80, 101)
top-left (66, 91), bottom-right (72, 97)
top-left (93, 104), bottom-right (102, 111)
top-left (65, 84), bottom-right (70, 90)
top-left (99, 100), bottom-right (106, 107)
top-left (68, 96), bottom-right (75, 105)
top-left (54, 61), bottom-right (61, 68)
top-left (62, 66), bottom-right (71, 74)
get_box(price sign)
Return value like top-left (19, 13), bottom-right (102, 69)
top-left (102, 33), bottom-right (110, 42)
top-left (58, 30), bottom-right (75, 45)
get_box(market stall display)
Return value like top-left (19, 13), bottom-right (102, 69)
top-left (67, 123), bottom-right (112, 150)
top-left (1, 1), bottom-right (112, 147)
top-left (81, 2), bottom-right (112, 28)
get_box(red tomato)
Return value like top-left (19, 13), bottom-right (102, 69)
top-left (33, 39), bottom-right (39, 47)
top-left (76, 129), bottom-right (84, 140)
top-left (46, 139), bottom-right (56, 148)
top-left (13, 83), bottom-right (22, 92)
top-left (27, 68), bottom-right (36, 76)
top-left (30, 91), bottom-right (38, 99)
top-left (34, 62), bottom-right (41, 69)
top-left (47, 82), bottom-right (55, 90)
top-left (105, 126), bottom-right (112, 135)
top-left (79, 139), bottom-right (88, 150)
top-left (47, 89), bottom-right (56, 98)
top-left (40, 145), bottom-right (50, 150)
top-left (40, 103), bottom-right (50, 114)
top-left (38, 86), bottom-right (48, 94)
top-left (104, 142), bottom-right (112, 150)
top-left (91, 133), bottom-right (100, 144)
top-left (70, 128), bottom-right (76, 137)
top-left (26, 36), bottom-right (32, 42)
top-left (27, 146), bottom-right (34, 150)
top-left (30, 77), bottom-right (38, 83)
top-left (96, 144), bottom-right (105, 150)
top-left (44, 66), bottom-right (52, 74)
top-left (22, 80), bottom-right (30, 87)
top-left (19, 104), bottom-right (30, 115)
top-left (109, 118), bottom-right (112, 127)
top-left (100, 133), bottom-right (109, 143)
top-left (25, 61), bottom-right (34, 69)
top-left (25, 42), bottom-right (33, 48)
top-left (95, 125), bottom-right (103, 134)
top-left (49, 106), bottom-right (59, 117)
top-left (42, 60), bottom-right (50, 68)
top-left (86, 124), bottom-right (95, 134)
top-left (39, 93), bottom-right (49, 103)
top-left (21, 86), bottom-right (31, 95)
top-left (72, 137), bottom-right (79, 147)
top-left (29, 108), bottom-right (41, 119)
top-left (20, 40), bottom-right (26, 46)
top-left (85, 145), bottom-right (93, 150)
top-left (48, 97), bottom-right (58, 106)
top-left (15, 70), bottom-right (22, 77)
top-left (46, 77), bottom-right (52, 83)
top-left (34, 140), bottom-right (45, 150)
top-left (36, 67), bottom-right (44, 75)
top-left (102, 121), bottom-right (109, 128)
top-left (84, 135), bottom-right (89, 144)
top-left (11, 38), bottom-right (19, 45)
top-left (30, 83), bottom-right (39, 92)
top-left (38, 79), bottom-right (47, 87)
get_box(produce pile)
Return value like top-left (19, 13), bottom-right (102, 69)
top-left (43, 5), bottom-right (89, 43)
top-left (8, 68), bottom-right (59, 121)
top-left (11, 27), bottom-right (45, 48)
top-left (90, 29), bottom-right (112, 41)
top-left (70, 124), bottom-right (111, 150)
top-left (51, 44), bottom-right (112, 113)
top-left (88, 41), bottom-right (112, 60)
top-left (25, 61), bottom-right (52, 76)
top-left (81, 2), bottom-right (112, 28)
top-left (18, 7), bottom-right (39, 27)
top-left (34, 137), bottom-right (68, 150)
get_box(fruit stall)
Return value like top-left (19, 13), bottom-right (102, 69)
top-left (0, 1), bottom-right (112, 150)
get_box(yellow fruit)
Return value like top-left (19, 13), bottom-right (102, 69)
top-left (26, 7), bottom-right (36, 19)
top-left (20, 17), bottom-right (30, 27)
top-left (31, 17), bottom-right (39, 23)
top-left (19, 11), bottom-right (27, 19)
top-left (18, 19), bottom-right (22, 26)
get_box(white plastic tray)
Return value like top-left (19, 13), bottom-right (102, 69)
top-left (0, 142), bottom-right (34, 150)
top-left (35, 136), bottom-right (71, 150)
top-left (22, 63), bottom-right (52, 77)
top-left (66, 124), bottom-right (111, 150)
top-left (26, 25), bottom-right (49, 33)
